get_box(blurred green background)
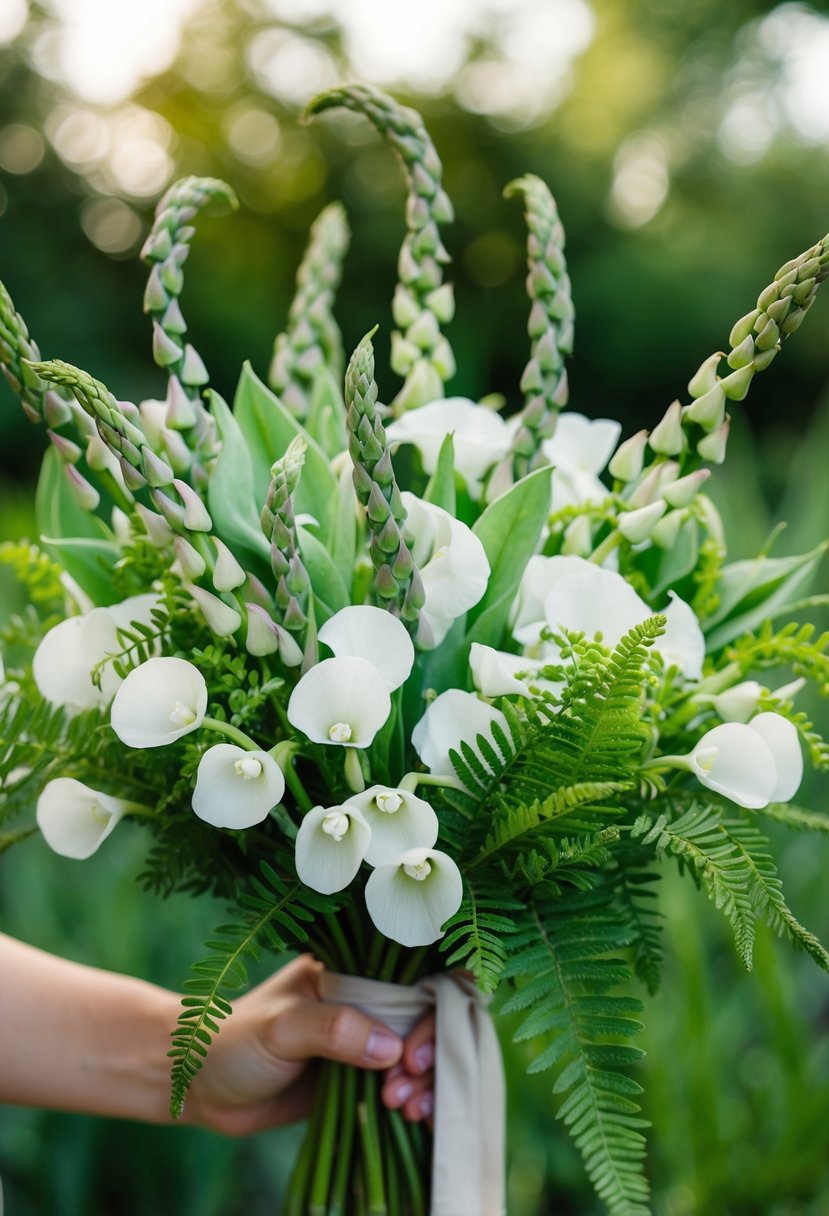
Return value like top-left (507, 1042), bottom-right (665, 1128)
top-left (1, 1), bottom-right (828, 1212)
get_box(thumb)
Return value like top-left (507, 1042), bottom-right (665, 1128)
top-left (266, 1000), bottom-right (403, 1071)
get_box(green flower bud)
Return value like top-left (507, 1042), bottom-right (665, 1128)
top-left (685, 382), bottom-right (725, 430)
top-left (618, 499), bottom-right (667, 543)
top-left (649, 399), bottom-right (684, 456)
top-left (697, 418), bottom-right (730, 464)
top-left (687, 352), bottom-right (723, 399)
top-left (608, 429), bottom-right (648, 482)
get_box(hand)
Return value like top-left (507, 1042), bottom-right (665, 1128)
top-left (381, 1010), bottom-right (436, 1124)
top-left (186, 954), bottom-right (405, 1136)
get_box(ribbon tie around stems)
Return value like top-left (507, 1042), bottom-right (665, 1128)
top-left (320, 971), bottom-right (506, 1216)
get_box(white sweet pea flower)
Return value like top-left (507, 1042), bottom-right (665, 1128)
top-left (653, 592), bottom-right (704, 682)
top-left (295, 803), bottom-right (371, 893)
top-left (747, 712), bottom-right (803, 802)
top-left (541, 413), bottom-right (621, 513)
top-left (345, 785), bottom-right (439, 866)
top-left (469, 643), bottom-right (562, 700)
top-left (36, 777), bottom-right (147, 859)
top-left (385, 397), bottom-right (516, 495)
top-left (543, 564), bottom-right (651, 651)
top-left (192, 744), bottom-right (286, 829)
top-left (511, 554), bottom-right (591, 646)
top-left (365, 847), bottom-right (463, 946)
top-left (33, 594), bottom-right (160, 711)
top-left (402, 492), bottom-right (490, 647)
top-left (412, 689), bottom-right (508, 781)
top-left (110, 656), bottom-right (208, 748)
top-left (697, 680), bottom-right (765, 723)
top-left (688, 723), bottom-right (777, 809)
top-left (318, 606), bottom-right (414, 691)
top-left (287, 657), bottom-right (391, 748)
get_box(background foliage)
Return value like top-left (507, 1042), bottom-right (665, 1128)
top-left (1, 1), bottom-right (828, 1212)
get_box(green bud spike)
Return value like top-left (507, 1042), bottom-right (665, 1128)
top-left (345, 331), bottom-right (422, 631)
top-left (268, 202), bottom-right (350, 421)
top-left (504, 174), bottom-right (574, 480)
top-left (0, 279), bottom-right (77, 427)
top-left (306, 86), bottom-right (455, 413)
top-left (261, 436), bottom-right (313, 652)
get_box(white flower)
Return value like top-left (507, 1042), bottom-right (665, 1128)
top-left (192, 744), bottom-right (286, 829)
top-left (510, 554), bottom-right (591, 646)
top-left (111, 656), bottom-right (208, 748)
top-left (654, 592), bottom-right (705, 682)
top-left (747, 712), bottom-right (803, 803)
top-left (36, 777), bottom-right (146, 859)
top-left (345, 784), bottom-right (438, 866)
top-left (33, 594), bottom-right (159, 711)
top-left (541, 414), bottom-right (621, 513)
top-left (543, 563), bottom-right (651, 650)
top-left (688, 723), bottom-right (777, 809)
top-left (365, 847), bottom-right (463, 946)
top-left (385, 397), bottom-right (516, 495)
top-left (287, 656), bottom-right (391, 748)
top-left (318, 606), bottom-right (414, 691)
top-left (402, 492), bottom-right (490, 647)
top-left (412, 689), bottom-right (508, 780)
top-left (469, 643), bottom-right (562, 700)
top-left (698, 680), bottom-right (765, 723)
top-left (295, 803), bottom-right (371, 893)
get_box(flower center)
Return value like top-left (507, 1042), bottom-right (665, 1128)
top-left (432, 544), bottom-right (449, 561)
top-left (90, 800), bottom-right (110, 826)
top-left (328, 721), bottom-right (353, 743)
top-left (695, 746), bottom-right (718, 774)
top-left (169, 700), bottom-right (196, 728)
top-left (404, 859), bottom-right (432, 882)
top-left (322, 811), bottom-right (350, 842)
top-left (375, 791), bottom-right (402, 815)
top-left (234, 755), bottom-right (263, 780)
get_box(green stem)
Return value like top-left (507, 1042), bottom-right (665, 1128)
top-left (389, 1110), bottom-right (427, 1216)
top-left (346, 901), bottom-right (369, 972)
top-left (589, 528), bottom-right (622, 565)
top-left (99, 468), bottom-right (135, 515)
top-left (359, 1071), bottom-right (387, 1215)
top-left (328, 1064), bottom-right (358, 1216)
top-left (326, 911), bottom-right (360, 974)
top-left (285, 1096), bottom-right (323, 1216)
top-left (366, 930), bottom-right (386, 979)
top-left (201, 715), bottom-right (259, 751)
top-left (378, 941), bottom-right (402, 984)
top-left (309, 1062), bottom-right (341, 1215)
top-left (397, 946), bottom-right (429, 987)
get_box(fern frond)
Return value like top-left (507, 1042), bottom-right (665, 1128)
top-left (474, 782), bottom-right (628, 866)
top-left (757, 802), bottom-right (829, 834)
top-left (612, 857), bottom-right (664, 996)
top-left (727, 619), bottom-right (829, 693)
top-left (439, 879), bottom-right (525, 994)
top-left (502, 885), bottom-right (650, 1216)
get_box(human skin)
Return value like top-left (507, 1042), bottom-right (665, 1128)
top-left (0, 936), bottom-right (436, 1132)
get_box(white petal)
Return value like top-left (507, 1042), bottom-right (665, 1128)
top-left (511, 554), bottom-right (592, 645)
top-left (33, 610), bottom-right (120, 710)
top-left (365, 848), bottom-right (463, 946)
top-left (110, 656), bottom-right (208, 748)
top-left (386, 397), bottom-right (514, 493)
top-left (318, 606), bottom-right (414, 691)
top-left (419, 515), bottom-right (490, 618)
top-left (287, 657), bottom-right (391, 747)
top-left (690, 723), bottom-right (777, 809)
top-left (654, 592), bottom-right (705, 681)
top-left (542, 414), bottom-right (622, 475)
top-left (108, 593), bottom-right (160, 632)
top-left (748, 713), bottom-right (803, 802)
top-left (704, 681), bottom-right (764, 724)
top-left (36, 777), bottom-right (137, 859)
top-left (550, 466), bottom-right (611, 513)
top-left (412, 689), bottom-right (508, 780)
top-left (295, 804), bottom-right (371, 893)
top-left (346, 785), bottom-right (439, 866)
top-left (192, 744), bottom-right (286, 829)
top-left (544, 567), bottom-right (651, 650)
top-left (470, 643), bottom-right (531, 697)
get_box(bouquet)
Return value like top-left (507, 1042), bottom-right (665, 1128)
top-left (1, 84), bottom-right (828, 1216)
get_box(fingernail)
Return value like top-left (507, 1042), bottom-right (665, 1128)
top-left (395, 1081), bottom-right (414, 1103)
top-left (414, 1042), bottom-right (434, 1073)
top-left (366, 1031), bottom-right (401, 1063)
top-left (419, 1093), bottom-right (433, 1118)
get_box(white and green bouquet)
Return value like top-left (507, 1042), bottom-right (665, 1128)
top-left (1, 85), bottom-right (828, 1216)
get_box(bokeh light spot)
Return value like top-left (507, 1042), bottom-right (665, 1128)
top-left (0, 125), bottom-right (45, 174)
top-left (80, 196), bottom-right (143, 255)
top-left (0, 0), bottom-right (27, 44)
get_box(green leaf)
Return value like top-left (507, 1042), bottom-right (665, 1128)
top-left (466, 466), bottom-right (552, 648)
top-left (233, 362), bottom-right (337, 541)
top-left (41, 536), bottom-right (121, 606)
top-left (423, 433), bottom-right (456, 515)
top-left (305, 365), bottom-right (347, 458)
top-left (35, 446), bottom-right (111, 544)
top-left (205, 389), bottom-right (271, 579)
top-left (297, 525), bottom-right (349, 622)
top-left (704, 541), bottom-right (828, 651)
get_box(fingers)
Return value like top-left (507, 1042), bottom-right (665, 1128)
top-left (381, 1066), bottom-right (434, 1122)
top-left (401, 1009), bottom-right (436, 1078)
top-left (265, 999), bottom-right (403, 1071)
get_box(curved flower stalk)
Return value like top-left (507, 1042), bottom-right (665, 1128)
top-left (268, 201), bottom-right (350, 419)
top-left (110, 656), bottom-right (208, 748)
top-left (504, 174), bottom-right (575, 481)
top-left (0, 280), bottom-right (73, 426)
top-left (261, 436), bottom-right (313, 651)
top-left (385, 396), bottom-right (517, 498)
top-left (192, 744), bottom-right (285, 829)
top-left (365, 847), bottom-right (463, 947)
top-left (307, 85), bottom-right (456, 413)
top-left (36, 777), bottom-right (148, 859)
top-left (345, 332), bottom-right (424, 631)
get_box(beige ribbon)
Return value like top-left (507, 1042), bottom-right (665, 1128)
top-left (320, 971), bottom-right (506, 1216)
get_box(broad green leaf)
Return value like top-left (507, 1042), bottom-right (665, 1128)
top-left (305, 365), bottom-right (347, 458)
top-left (233, 363), bottom-right (337, 541)
top-left (297, 525), bottom-right (348, 622)
top-left (466, 466), bottom-right (553, 648)
top-left (206, 389), bottom-right (271, 580)
top-left (423, 433), bottom-right (456, 515)
top-left (40, 536), bottom-right (121, 606)
top-left (647, 519), bottom-right (700, 600)
top-left (35, 447), bottom-right (110, 544)
top-left (704, 541), bottom-right (828, 651)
